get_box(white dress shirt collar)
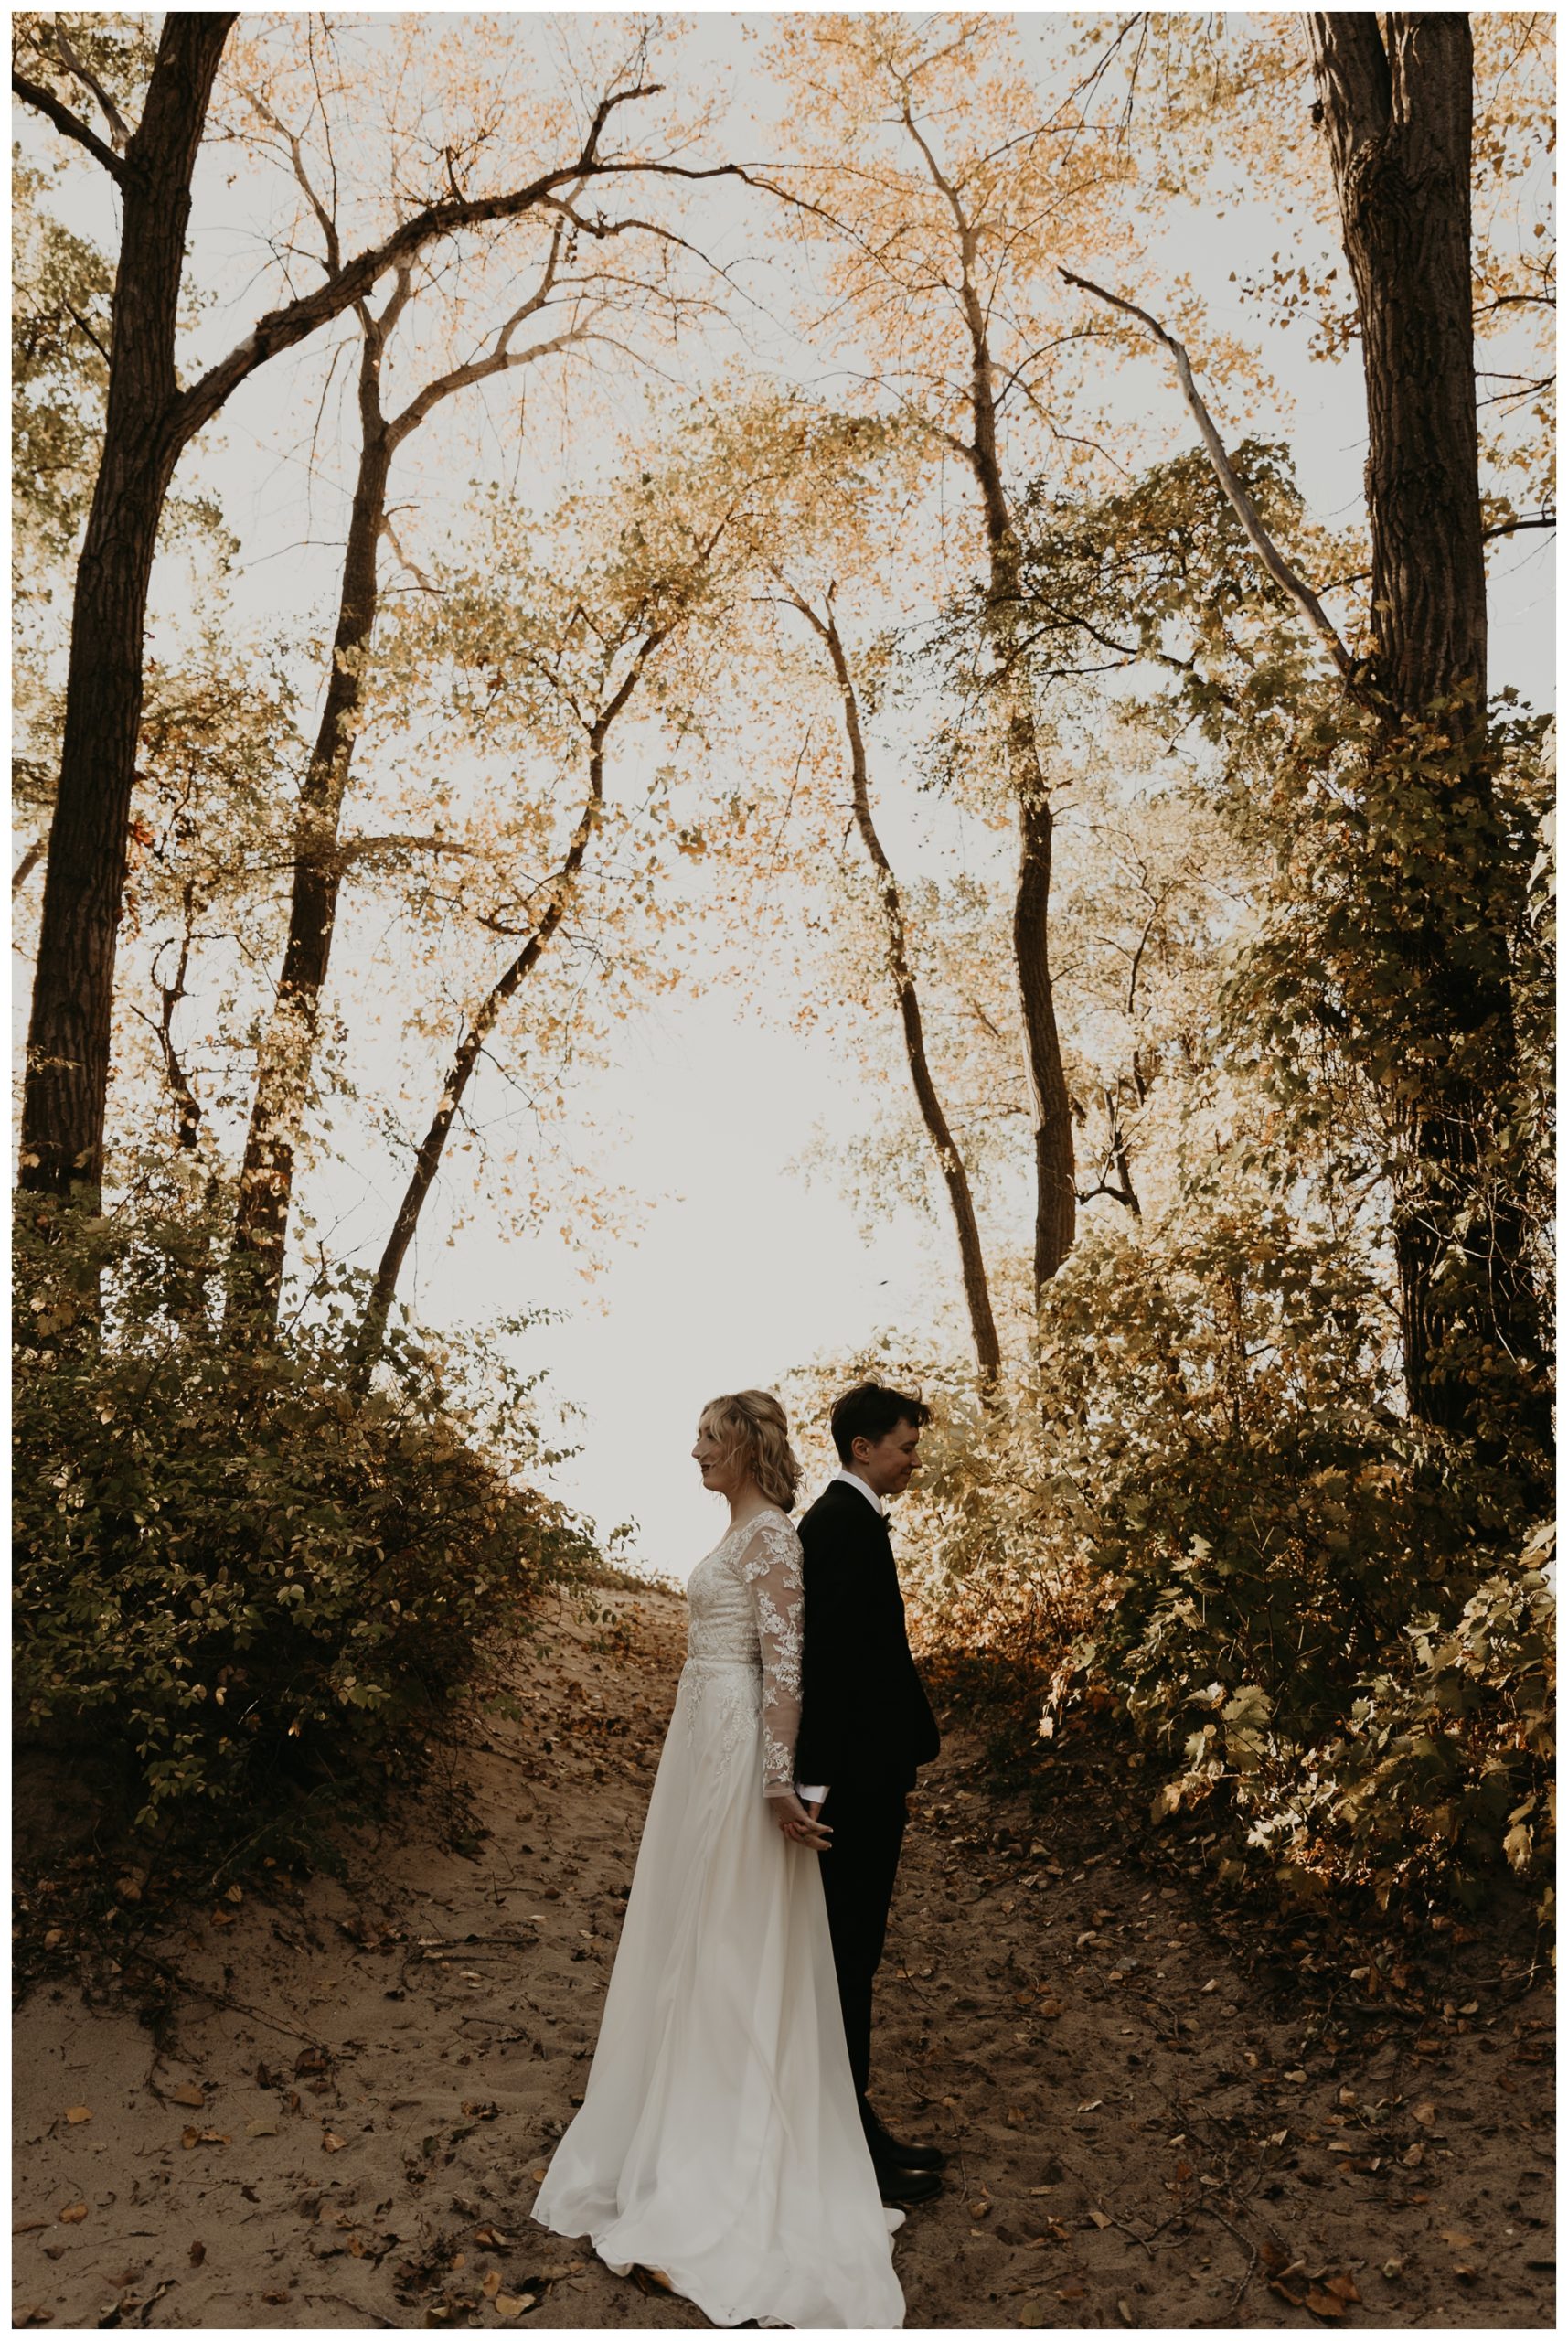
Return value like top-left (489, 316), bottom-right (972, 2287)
top-left (830, 1466), bottom-right (886, 1517)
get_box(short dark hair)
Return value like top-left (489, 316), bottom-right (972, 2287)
top-left (830, 1380), bottom-right (932, 1463)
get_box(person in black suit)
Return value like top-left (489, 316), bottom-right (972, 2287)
top-left (792, 1380), bottom-right (945, 2207)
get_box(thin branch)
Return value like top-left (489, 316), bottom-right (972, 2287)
top-left (63, 299), bottom-right (112, 365)
top-left (12, 838), bottom-right (46, 895)
top-left (380, 515), bottom-right (438, 594)
top-left (168, 84), bottom-right (760, 449)
top-left (1483, 510), bottom-right (1555, 542)
top-left (1060, 267), bottom-right (1364, 695)
top-left (11, 70), bottom-right (128, 182)
top-left (46, 26), bottom-right (132, 150)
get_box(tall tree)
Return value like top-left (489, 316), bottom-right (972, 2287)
top-left (14, 12), bottom-right (234, 1199)
top-left (351, 441), bottom-right (765, 1370)
top-left (226, 65), bottom-right (704, 1326)
top-left (1305, 12), bottom-right (1543, 1447)
top-left (13, 16), bottom-right (745, 1204)
top-left (766, 17), bottom-right (1134, 1313)
top-left (1065, 16), bottom-right (1551, 1459)
top-left (770, 578), bottom-right (1001, 1384)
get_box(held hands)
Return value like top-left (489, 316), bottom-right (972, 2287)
top-left (770, 1790), bottom-right (832, 1852)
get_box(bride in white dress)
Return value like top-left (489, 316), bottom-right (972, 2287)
top-left (531, 1389), bottom-right (905, 2330)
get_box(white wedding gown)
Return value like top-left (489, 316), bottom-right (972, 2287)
top-left (531, 1507), bottom-right (905, 2329)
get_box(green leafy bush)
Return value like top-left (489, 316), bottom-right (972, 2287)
top-left (14, 1198), bottom-right (596, 1842)
top-left (889, 1201), bottom-right (1553, 1909)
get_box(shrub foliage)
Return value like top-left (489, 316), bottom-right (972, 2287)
top-left (15, 1198), bottom-right (596, 1844)
top-left (888, 1197), bottom-right (1553, 1915)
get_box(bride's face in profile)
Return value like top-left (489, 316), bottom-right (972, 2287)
top-left (693, 1414), bottom-right (751, 1502)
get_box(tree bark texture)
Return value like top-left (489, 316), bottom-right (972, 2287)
top-left (808, 601), bottom-right (1002, 1384)
top-left (1310, 13), bottom-right (1544, 1452)
top-left (17, 14), bottom-right (235, 1199)
top-left (1308, 13), bottom-right (1488, 720)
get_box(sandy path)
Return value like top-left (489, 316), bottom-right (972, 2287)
top-left (14, 1586), bottom-right (1554, 2330)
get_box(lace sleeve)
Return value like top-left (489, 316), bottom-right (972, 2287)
top-left (733, 1513), bottom-right (805, 1798)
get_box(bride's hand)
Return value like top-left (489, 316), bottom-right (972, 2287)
top-left (770, 1790), bottom-right (832, 1851)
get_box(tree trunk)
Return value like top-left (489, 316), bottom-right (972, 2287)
top-left (902, 107), bottom-right (1077, 1309)
top-left (228, 337), bottom-right (393, 1330)
top-left (17, 14), bottom-right (235, 1200)
top-left (808, 599), bottom-right (1002, 1384)
top-left (351, 732), bottom-right (609, 1376)
top-left (1309, 13), bottom-right (1543, 1448)
top-left (959, 252), bottom-right (1077, 1301)
top-left (1012, 771), bottom-right (1076, 1288)
top-left (15, 65), bottom-right (679, 1212)
top-left (1308, 14), bottom-right (1487, 716)
top-left (987, 510), bottom-right (1075, 1294)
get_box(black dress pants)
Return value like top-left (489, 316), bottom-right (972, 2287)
top-left (816, 1775), bottom-right (909, 2125)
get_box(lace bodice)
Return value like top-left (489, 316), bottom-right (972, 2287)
top-left (686, 1510), bottom-right (805, 1797)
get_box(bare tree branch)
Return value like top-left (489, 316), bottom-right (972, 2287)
top-left (168, 81), bottom-right (759, 451)
top-left (46, 25), bottom-right (132, 150)
top-left (12, 69), bottom-right (128, 182)
top-left (1483, 510), bottom-right (1556, 542)
top-left (1060, 266), bottom-right (1364, 694)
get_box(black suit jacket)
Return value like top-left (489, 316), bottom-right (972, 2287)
top-left (794, 1479), bottom-right (941, 1792)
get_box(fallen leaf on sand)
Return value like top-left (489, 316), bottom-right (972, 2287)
top-left (483, 2271), bottom-right (502, 2298)
top-left (180, 2128), bottom-right (229, 2149)
top-left (64, 2106), bottom-right (91, 2124)
top-left (321, 2132), bottom-right (347, 2153)
top-left (1413, 2100), bottom-right (1437, 2128)
top-left (496, 2298), bottom-right (532, 2318)
top-left (1440, 2230), bottom-right (1476, 2249)
top-left (169, 2084), bottom-right (206, 2109)
top-left (245, 2118), bottom-right (279, 2138)
top-left (1076, 2099), bottom-right (1102, 2113)
top-left (1056, 2280), bottom-right (1086, 2302)
top-left (1088, 2210), bottom-right (1112, 2229)
top-left (59, 2203), bottom-right (88, 2224)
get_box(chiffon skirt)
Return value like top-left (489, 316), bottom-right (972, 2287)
top-left (530, 1654), bottom-right (905, 2328)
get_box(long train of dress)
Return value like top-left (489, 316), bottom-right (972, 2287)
top-left (531, 1513), bottom-right (904, 2329)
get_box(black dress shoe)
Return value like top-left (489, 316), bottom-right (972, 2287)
top-left (874, 2160), bottom-right (942, 2206)
top-left (866, 2122), bottom-right (947, 2173)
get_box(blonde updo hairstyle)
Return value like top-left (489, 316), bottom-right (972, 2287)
top-left (699, 1388), bottom-right (800, 1515)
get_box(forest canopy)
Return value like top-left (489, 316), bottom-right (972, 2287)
top-left (12, 11), bottom-right (1555, 1916)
